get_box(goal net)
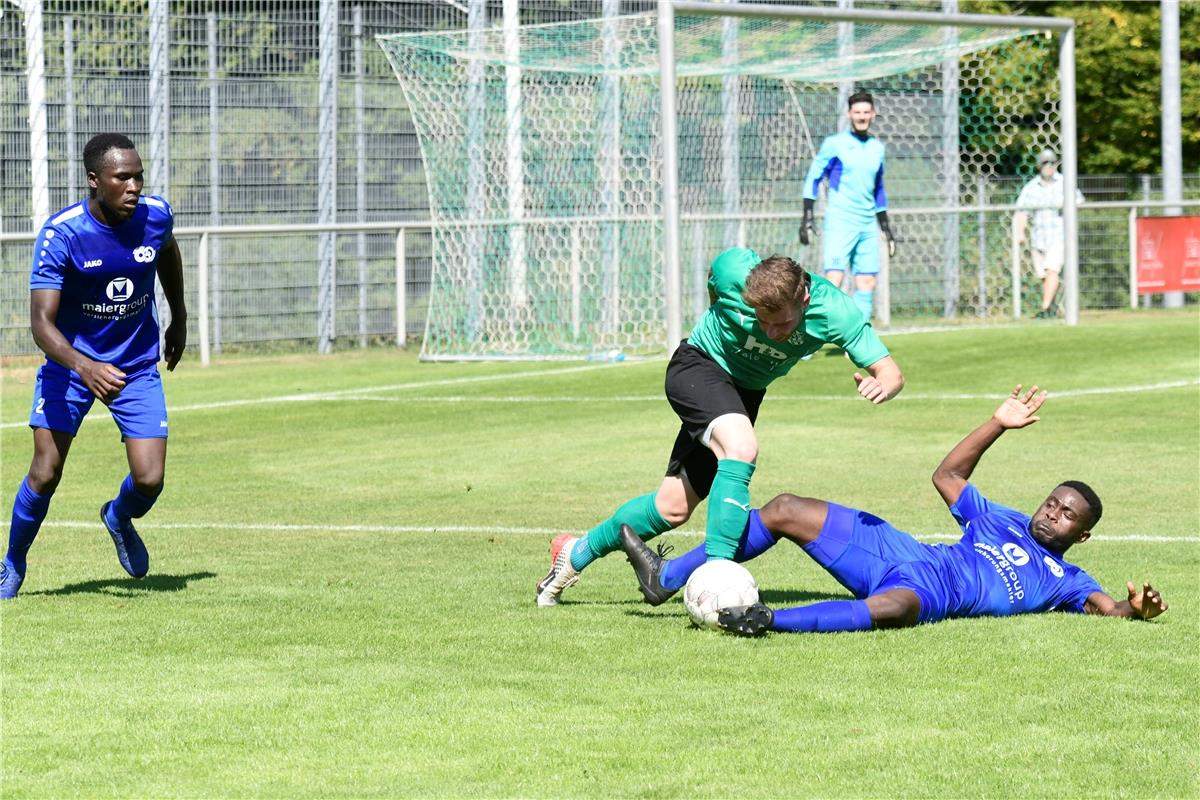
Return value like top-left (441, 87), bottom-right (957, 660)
top-left (378, 9), bottom-right (1061, 360)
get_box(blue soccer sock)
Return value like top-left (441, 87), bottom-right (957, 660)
top-left (661, 510), bottom-right (778, 591)
top-left (570, 492), bottom-right (673, 572)
top-left (109, 474), bottom-right (159, 524)
top-left (853, 287), bottom-right (874, 320)
top-left (704, 459), bottom-right (755, 560)
top-left (6, 478), bottom-right (53, 576)
top-left (771, 599), bottom-right (873, 633)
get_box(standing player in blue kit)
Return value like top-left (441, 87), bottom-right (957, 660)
top-left (1, 133), bottom-right (187, 599)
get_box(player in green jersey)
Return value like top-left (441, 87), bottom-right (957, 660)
top-left (535, 248), bottom-right (904, 607)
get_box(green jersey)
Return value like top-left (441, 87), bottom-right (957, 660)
top-left (686, 247), bottom-right (889, 391)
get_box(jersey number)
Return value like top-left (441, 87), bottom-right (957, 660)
top-left (35, 397), bottom-right (45, 415)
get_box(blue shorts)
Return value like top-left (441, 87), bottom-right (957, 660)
top-left (822, 226), bottom-right (880, 276)
top-left (30, 361), bottom-right (169, 440)
top-left (801, 502), bottom-right (955, 624)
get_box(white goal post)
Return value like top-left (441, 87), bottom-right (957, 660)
top-left (378, 1), bottom-right (1079, 361)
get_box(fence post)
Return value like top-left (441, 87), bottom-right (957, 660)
top-left (876, 230), bottom-right (890, 327)
top-left (355, 4), bottom-right (368, 348)
top-left (1010, 229), bottom-right (1021, 319)
top-left (64, 15), bottom-right (77, 203)
top-left (1128, 207), bottom-right (1138, 309)
top-left (148, 0), bottom-right (170, 197)
top-left (977, 175), bottom-right (987, 317)
top-left (570, 224), bottom-right (582, 339)
top-left (198, 232), bottom-right (211, 367)
top-left (317, 0), bottom-right (338, 353)
top-left (395, 228), bottom-right (407, 349)
top-left (24, 0), bottom-right (49, 228)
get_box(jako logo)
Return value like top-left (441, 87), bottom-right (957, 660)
top-left (132, 245), bottom-right (157, 263)
top-left (83, 259), bottom-right (103, 269)
top-left (1001, 543), bottom-right (1030, 566)
top-left (106, 277), bottom-right (134, 302)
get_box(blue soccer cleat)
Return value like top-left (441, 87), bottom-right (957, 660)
top-left (0, 559), bottom-right (24, 600)
top-left (101, 502), bottom-right (149, 578)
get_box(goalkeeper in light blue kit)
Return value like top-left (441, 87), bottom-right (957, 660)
top-left (800, 91), bottom-right (895, 320)
top-left (620, 386), bottom-right (1169, 633)
top-left (1, 133), bottom-right (187, 599)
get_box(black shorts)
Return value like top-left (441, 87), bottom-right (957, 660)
top-left (663, 341), bottom-right (765, 499)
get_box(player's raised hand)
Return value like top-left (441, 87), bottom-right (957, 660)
top-left (79, 360), bottom-right (126, 404)
top-left (992, 384), bottom-right (1046, 429)
top-left (1126, 581), bottom-right (1169, 620)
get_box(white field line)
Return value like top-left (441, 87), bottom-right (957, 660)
top-left (331, 379), bottom-right (1200, 404)
top-left (0, 361), bottom-right (624, 429)
top-left (3, 373), bottom-right (1196, 429)
top-left (37, 519), bottom-right (1199, 543)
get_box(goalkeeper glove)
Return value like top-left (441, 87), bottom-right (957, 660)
top-left (799, 199), bottom-right (816, 246)
top-left (877, 210), bottom-right (897, 258)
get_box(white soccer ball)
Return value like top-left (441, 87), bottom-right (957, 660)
top-left (683, 559), bottom-right (759, 630)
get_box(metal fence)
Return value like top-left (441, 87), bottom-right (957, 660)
top-left (4, 194), bottom-right (1198, 361)
top-left (2, 0), bottom-right (666, 357)
top-left (2, 2), bottom-right (1197, 360)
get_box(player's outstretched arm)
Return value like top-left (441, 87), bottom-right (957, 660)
top-left (853, 355), bottom-right (903, 404)
top-left (1084, 582), bottom-right (1169, 620)
top-left (932, 384), bottom-right (1047, 507)
top-left (31, 288), bottom-right (126, 402)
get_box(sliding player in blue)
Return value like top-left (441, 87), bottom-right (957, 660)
top-left (0, 133), bottom-right (187, 599)
top-left (620, 385), bottom-right (1168, 632)
top-left (536, 248), bottom-right (904, 607)
top-left (800, 91), bottom-right (895, 321)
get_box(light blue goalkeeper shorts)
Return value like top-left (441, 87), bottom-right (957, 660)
top-left (822, 225), bottom-right (880, 276)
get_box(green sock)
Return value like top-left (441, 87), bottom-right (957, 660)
top-left (570, 492), bottom-right (673, 572)
top-left (704, 459), bottom-right (756, 560)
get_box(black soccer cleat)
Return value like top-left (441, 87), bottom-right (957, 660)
top-left (618, 524), bottom-right (678, 607)
top-left (717, 603), bottom-right (774, 637)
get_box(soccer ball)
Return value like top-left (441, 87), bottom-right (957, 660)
top-left (683, 559), bottom-right (759, 630)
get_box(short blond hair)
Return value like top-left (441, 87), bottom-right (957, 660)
top-left (743, 255), bottom-right (809, 312)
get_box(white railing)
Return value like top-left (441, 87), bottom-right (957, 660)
top-left (2, 199), bottom-right (1195, 364)
top-left (179, 220), bottom-right (427, 366)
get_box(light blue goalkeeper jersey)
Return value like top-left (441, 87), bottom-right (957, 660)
top-left (803, 131), bottom-right (887, 229)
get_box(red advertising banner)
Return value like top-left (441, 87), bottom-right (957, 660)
top-left (1136, 215), bottom-right (1200, 294)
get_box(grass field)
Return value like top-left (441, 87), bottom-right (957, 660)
top-left (1, 310), bottom-right (1197, 798)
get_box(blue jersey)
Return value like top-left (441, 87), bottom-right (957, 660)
top-left (936, 484), bottom-right (1102, 617)
top-left (30, 197), bottom-right (174, 372)
top-left (803, 131), bottom-right (887, 229)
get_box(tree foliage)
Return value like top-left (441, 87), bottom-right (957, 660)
top-left (965, 0), bottom-right (1199, 174)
